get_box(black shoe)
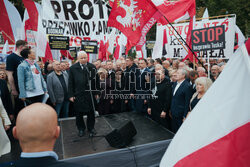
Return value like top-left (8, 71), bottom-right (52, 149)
top-left (78, 130), bottom-right (85, 137)
top-left (89, 129), bottom-right (97, 136)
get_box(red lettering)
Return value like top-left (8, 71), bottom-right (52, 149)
top-left (193, 31), bottom-right (200, 44)
top-left (204, 23), bottom-right (210, 28)
top-left (216, 27), bottom-right (223, 40)
top-left (200, 29), bottom-right (207, 42)
top-left (212, 21), bottom-right (219, 27)
top-left (207, 29), bottom-right (215, 42)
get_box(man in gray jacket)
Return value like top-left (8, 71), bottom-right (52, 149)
top-left (47, 61), bottom-right (69, 118)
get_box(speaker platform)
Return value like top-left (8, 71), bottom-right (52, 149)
top-left (0, 112), bottom-right (174, 162)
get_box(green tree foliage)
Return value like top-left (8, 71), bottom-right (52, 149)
top-left (197, 0), bottom-right (249, 36)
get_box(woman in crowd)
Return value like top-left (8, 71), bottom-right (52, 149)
top-left (17, 48), bottom-right (47, 106)
top-left (0, 98), bottom-right (11, 157)
top-left (185, 77), bottom-right (212, 119)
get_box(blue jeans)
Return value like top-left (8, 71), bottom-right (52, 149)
top-left (55, 100), bottom-right (69, 118)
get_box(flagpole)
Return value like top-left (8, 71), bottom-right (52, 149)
top-left (163, 16), bottom-right (208, 73)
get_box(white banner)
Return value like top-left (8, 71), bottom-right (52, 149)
top-left (41, 0), bottom-right (126, 48)
top-left (153, 17), bottom-right (236, 59)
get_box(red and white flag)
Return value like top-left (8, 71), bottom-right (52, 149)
top-left (152, 0), bottom-right (196, 24)
top-left (160, 39), bottom-right (250, 167)
top-left (162, 29), bottom-right (168, 56)
top-left (108, 0), bottom-right (162, 50)
top-left (152, 0), bottom-right (197, 62)
top-left (182, 16), bottom-right (197, 62)
top-left (22, 0), bottom-right (41, 31)
top-left (35, 0), bottom-right (53, 61)
top-left (60, 50), bottom-right (74, 60)
top-left (0, 0), bottom-right (24, 44)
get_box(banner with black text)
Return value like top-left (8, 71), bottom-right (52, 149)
top-left (153, 17), bottom-right (236, 59)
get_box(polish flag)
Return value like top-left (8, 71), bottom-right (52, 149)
top-left (113, 44), bottom-right (120, 60)
top-left (160, 39), bottom-right (250, 167)
top-left (108, 0), bottom-right (162, 50)
top-left (152, 0), bottom-right (197, 62)
top-left (22, 0), bottom-right (41, 31)
top-left (35, 0), bottom-right (53, 61)
top-left (60, 50), bottom-right (74, 60)
top-left (98, 40), bottom-right (106, 61)
top-left (152, 0), bottom-right (196, 25)
top-left (0, 0), bottom-right (24, 44)
top-left (182, 16), bottom-right (198, 62)
top-left (162, 29), bottom-right (168, 56)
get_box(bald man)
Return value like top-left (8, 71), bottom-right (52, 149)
top-left (68, 51), bottom-right (99, 137)
top-left (6, 103), bottom-right (84, 167)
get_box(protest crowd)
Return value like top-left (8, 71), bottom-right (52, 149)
top-left (1, 0), bottom-right (249, 166)
top-left (0, 39), bottom-right (225, 140)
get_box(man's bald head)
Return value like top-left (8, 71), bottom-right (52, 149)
top-left (13, 103), bottom-right (60, 152)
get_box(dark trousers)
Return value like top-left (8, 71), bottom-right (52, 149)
top-left (76, 110), bottom-right (95, 131)
top-left (25, 94), bottom-right (44, 106)
top-left (14, 97), bottom-right (24, 118)
top-left (171, 117), bottom-right (183, 133)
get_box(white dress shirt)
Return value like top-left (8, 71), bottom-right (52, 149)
top-left (173, 80), bottom-right (185, 96)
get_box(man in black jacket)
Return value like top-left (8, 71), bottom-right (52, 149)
top-left (68, 51), bottom-right (99, 137)
top-left (170, 69), bottom-right (193, 133)
top-left (148, 69), bottom-right (172, 129)
top-left (1, 103), bottom-right (84, 167)
top-left (124, 57), bottom-right (137, 112)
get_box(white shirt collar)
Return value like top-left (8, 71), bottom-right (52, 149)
top-left (21, 151), bottom-right (58, 160)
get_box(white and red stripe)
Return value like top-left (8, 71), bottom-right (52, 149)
top-left (160, 39), bottom-right (250, 167)
top-left (24, 0), bottom-right (53, 61)
top-left (0, 0), bottom-right (24, 44)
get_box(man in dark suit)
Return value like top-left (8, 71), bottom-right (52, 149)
top-left (124, 57), bottom-right (138, 112)
top-left (189, 70), bottom-right (199, 94)
top-left (148, 69), bottom-right (172, 129)
top-left (135, 59), bottom-right (151, 113)
top-left (170, 69), bottom-right (193, 133)
top-left (1, 103), bottom-right (84, 167)
top-left (68, 51), bottom-right (99, 137)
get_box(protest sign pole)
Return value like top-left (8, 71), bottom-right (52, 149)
top-left (207, 53), bottom-right (210, 78)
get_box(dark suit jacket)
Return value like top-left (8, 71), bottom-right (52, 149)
top-left (148, 78), bottom-right (172, 114)
top-left (171, 79), bottom-right (193, 118)
top-left (0, 80), bottom-right (13, 115)
top-left (135, 67), bottom-right (151, 94)
top-left (124, 63), bottom-right (137, 95)
top-left (68, 62), bottom-right (99, 112)
top-left (1, 156), bottom-right (86, 167)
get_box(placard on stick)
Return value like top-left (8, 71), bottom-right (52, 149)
top-left (81, 40), bottom-right (98, 54)
top-left (192, 25), bottom-right (225, 52)
top-left (49, 36), bottom-right (69, 50)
